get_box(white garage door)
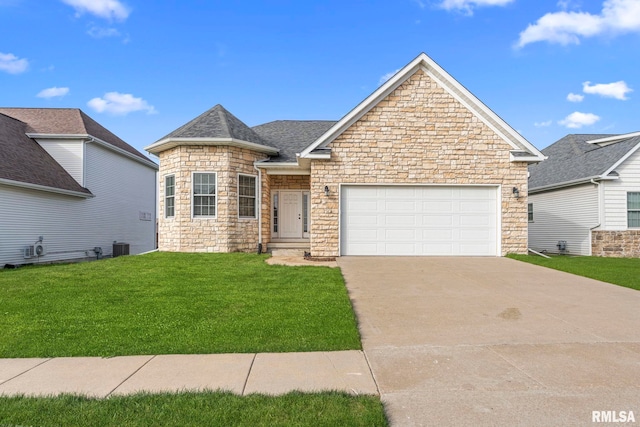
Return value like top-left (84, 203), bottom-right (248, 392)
top-left (340, 185), bottom-right (499, 256)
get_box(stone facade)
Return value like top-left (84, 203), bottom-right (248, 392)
top-left (261, 175), bottom-right (310, 242)
top-left (310, 69), bottom-right (529, 257)
top-left (592, 230), bottom-right (640, 257)
top-left (158, 145), bottom-right (264, 252)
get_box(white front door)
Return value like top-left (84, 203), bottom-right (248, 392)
top-left (280, 191), bottom-right (303, 238)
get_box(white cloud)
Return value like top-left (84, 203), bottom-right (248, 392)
top-left (439, 0), bottom-right (514, 15)
top-left (534, 120), bottom-right (553, 127)
top-left (0, 52), bottom-right (28, 74)
top-left (61, 0), bottom-right (130, 21)
top-left (37, 87), bottom-right (70, 98)
top-left (517, 0), bottom-right (640, 48)
top-left (567, 92), bottom-right (584, 102)
top-left (412, 0), bottom-right (426, 9)
top-left (583, 80), bottom-right (632, 100)
top-left (379, 69), bottom-right (400, 85)
top-left (87, 92), bottom-right (156, 115)
top-left (87, 25), bottom-right (120, 38)
top-left (558, 111), bottom-right (601, 128)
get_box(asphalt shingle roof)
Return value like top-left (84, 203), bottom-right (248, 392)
top-left (529, 133), bottom-right (640, 190)
top-left (158, 104), bottom-right (276, 149)
top-left (0, 113), bottom-right (91, 195)
top-left (0, 108), bottom-right (149, 162)
top-left (252, 120), bottom-right (337, 162)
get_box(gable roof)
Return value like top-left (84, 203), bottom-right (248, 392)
top-left (0, 113), bottom-right (92, 197)
top-left (0, 108), bottom-right (151, 164)
top-left (528, 133), bottom-right (640, 192)
top-left (146, 104), bottom-right (279, 155)
top-left (299, 52), bottom-right (545, 162)
top-left (252, 120), bottom-right (337, 162)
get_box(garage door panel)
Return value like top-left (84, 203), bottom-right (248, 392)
top-left (341, 185), bottom-right (499, 256)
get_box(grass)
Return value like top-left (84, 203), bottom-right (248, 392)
top-left (507, 254), bottom-right (640, 291)
top-left (0, 391), bottom-right (388, 427)
top-left (0, 252), bottom-right (361, 357)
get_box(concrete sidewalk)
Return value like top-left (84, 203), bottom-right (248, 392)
top-left (0, 350), bottom-right (378, 398)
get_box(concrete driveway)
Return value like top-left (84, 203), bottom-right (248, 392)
top-left (338, 257), bottom-right (640, 427)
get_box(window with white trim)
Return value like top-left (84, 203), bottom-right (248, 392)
top-left (238, 174), bottom-right (257, 218)
top-left (627, 192), bottom-right (640, 228)
top-left (527, 203), bottom-right (533, 222)
top-left (193, 173), bottom-right (216, 217)
top-left (165, 175), bottom-right (175, 218)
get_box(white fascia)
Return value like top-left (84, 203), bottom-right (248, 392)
top-left (601, 141), bottom-right (640, 176)
top-left (0, 178), bottom-right (94, 198)
top-left (28, 133), bottom-right (159, 170)
top-left (529, 175), bottom-right (619, 194)
top-left (510, 151), bottom-right (547, 163)
top-left (587, 131), bottom-right (640, 146)
top-left (145, 137), bottom-right (279, 157)
top-left (254, 161), bottom-right (310, 175)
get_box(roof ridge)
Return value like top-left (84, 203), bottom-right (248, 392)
top-left (216, 104), bottom-right (233, 138)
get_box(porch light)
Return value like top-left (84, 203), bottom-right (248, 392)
top-left (512, 187), bottom-right (520, 199)
top-left (324, 185), bottom-right (330, 196)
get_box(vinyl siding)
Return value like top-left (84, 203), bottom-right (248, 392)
top-left (35, 139), bottom-right (85, 185)
top-left (528, 183), bottom-right (599, 255)
top-left (602, 148), bottom-right (640, 230)
top-left (0, 143), bottom-right (156, 267)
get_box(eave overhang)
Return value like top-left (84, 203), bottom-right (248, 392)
top-left (529, 174), bottom-right (619, 194)
top-left (145, 137), bottom-right (279, 157)
top-left (0, 177), bottom-right (94, 198)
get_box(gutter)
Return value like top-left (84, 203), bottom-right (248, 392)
top-left (0, 177), bottom-right (94, 198)
top-left (529, 175), bottom-right (618, 194)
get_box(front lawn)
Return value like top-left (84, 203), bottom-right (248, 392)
top-left (0, 391), bottom-right (388, 427)
top-left (507, 254), bottom-right (640, 291)
top-left (0, 252), bottom-right (361, 357)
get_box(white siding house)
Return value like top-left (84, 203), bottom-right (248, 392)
top-left (528, 184), bottom-right (599, 255)
top-left (0, 108), bottom-right (158, 267)
top-left (528, 132), bottom-right (640, 257)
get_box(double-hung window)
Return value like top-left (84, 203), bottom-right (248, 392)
top-left (165, 175), bottom-right (175, 218)
top-left (527, 203), bottom-right (533, 222)
top-left (238, 174), bottom-right (257, 218)
top-left (628, 192), bottom-right (640, 228)
top-left (193, 173), bottom-right (216, 217)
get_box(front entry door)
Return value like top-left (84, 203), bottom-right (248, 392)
top-left (280, 191), bottom-right (303, 238)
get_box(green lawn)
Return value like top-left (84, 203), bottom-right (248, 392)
top-left (0, 252), bottom-right (361, 357)
top-left (507, 254), bottom-right (640, 291)
top-left (0, 391), bottom-right (387, 427)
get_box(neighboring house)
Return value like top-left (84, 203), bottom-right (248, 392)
top-left (145, 53), bottom-right (544, 257)
top-left (528, 132), bottom-right (640, 257)
top-left (0, 108), bottom-right (159, 267)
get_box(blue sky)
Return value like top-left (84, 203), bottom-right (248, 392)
top-left (1, 0), bottom-right (639, 155)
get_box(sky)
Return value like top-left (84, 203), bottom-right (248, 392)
top-left (1, 0), bottom-right (639, 157)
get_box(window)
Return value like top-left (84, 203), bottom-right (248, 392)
top-left (528, 203), bottom-right (533, 222)
top-left (165, 175), bottom-right (175, 218)
top-left (193, 173), bottom-right (216, 217)
top-left (628, 192), bottom-right (640, 228)
top-left (303, 193), bottom-right (309, 233)
top-left (273, 193), bottom-right (278, 233)
top-left (238, 174), bottom-right (257, 218)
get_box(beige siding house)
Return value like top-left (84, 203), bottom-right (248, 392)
top-left (146, 53), bottom-right (544, 257)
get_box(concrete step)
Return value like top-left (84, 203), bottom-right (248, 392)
top-left (270, 248), bottom-right (308, 257)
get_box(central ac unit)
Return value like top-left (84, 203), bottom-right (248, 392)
top-left (23, 245), bottom-right (35, 259)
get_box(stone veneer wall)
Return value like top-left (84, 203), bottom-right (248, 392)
top-left (158, 145), bottom-right (265, 252)
top-left (310, 69), bottom-right (529, 257)
top-left (592, 230), bottom-right (640, 257)
top-left (260, 175), bottom-right (311, 242)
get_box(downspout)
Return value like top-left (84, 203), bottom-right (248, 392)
top-left (254, 161), bottom-right (265, 254)
top-left (589, 178), bottom-right (601, 256)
